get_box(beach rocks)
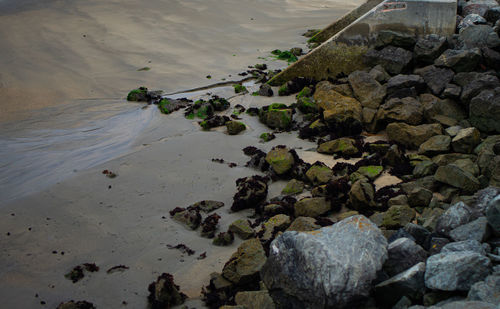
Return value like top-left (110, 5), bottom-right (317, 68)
top-left (317, 137), bottom-right (359, 156)
top-left (414, 35), bottom-right (448, 64)
top-left (147, 273), bottom-right (187, 309)
top-left (258, 84), bottom-right (273, 97)
top-left (231, 175), bottom-right (268, 212)
top-left (281, 179), bottom-right (304, 195)
top-left (468, 274), bottom-right (500, 304)
top-left (348, 70), bottom-right (386, 108)
top-left (294, 197), bottom-right (330, 217)
top-left (190, 200), bottom-right (224, 213)
top-left (425, 251), bottom-right (491, 291)
top-left (470, 87), bottom-right (500, 133)
top-left (375, 262), bottom-right (426, 307)
top-left (384, 238), bottom-right (427, 277)
top-left (259, 104), bottom-right (293, 130)
top-left (452, 127), bottom-right (481, 153)
top-left (229, 219), bottom-right (255, 240)
top-left (200, 213), bottom-right (221, 238)
top-left (463, 0), bottom-right (500, 17)
top-left (434, 48), bottom-right (482, 72)
top-left (441, 239), bottom-right (487, 255)
top-left (261, 215), bottom-right (388, 308)
top-left (305, 163), bottom-right (333, 185)
top-left (435, 164), bottom-right (481, 193)
top-left (375, 97), bottom-right (424, 126)
top-left (127, 87), bottom-right (149, 102)
top-left (226, 121), bottom-right (246, 135)
top-left (235, 291), bottom-right (275, 309)
top-left (364, 46), bottom-right (413, 74)
top-left (213, 232), bottom-right (235, 246)
top-left (449, 216), bottom-right (490, 242)
top-left (460, 73), bottom-right (500, 103)
top-left (415, 65), bottom-right (455, 95)
top-left (170, 207), bottom-right (202, 230)
top-left (349, 180), bottom-right (376, 210)
top-left (222, 238), bottom-right (266, 285)
top-left (286, 216), bottom-right (321, 232)
top-left (486, 195), bottom-right (500, 233)
top-left (56, 301), bottom-right (96, 309)
top-left (418, 135), bottom-right (451, 156)
top-left (386, 123), bottom-right (442, 149)
top-left (265, 146), bottom-right (295, 175)
top-left (435, 202), bottom-right (476, 237)
top-left (381, 205), bottom-right (416, 229)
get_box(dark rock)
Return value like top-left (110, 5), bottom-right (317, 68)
top-left (452, 127), bottom-right (481, 154)
top-left (486, 195), bottom-right (500, 233)
top-left (481, 47), bottom-right (500, 71)
top-left (404, 223), bottom-right (431, 247)
top-left (364, 46), bottom-right (413, 75)
top-left (375, 97), bottom-right (424, 127)
top-left (418, 135), bottom-right (451, 156)
top-left (375, 30), bottom-right (416, 49)
top-left (200, 115), bottom-right (231, 130)
top-left (305, 162), bottom-right (333, 185)
top-left (461, 73), bottom-right (500, 103)
top-left (259, 105), bottom-right (293, 130)
top-left (387, 74), bottom-right (426, 95)
top-left (485, 6), bottom-right (500, 23)
top-left (449, 216), bottom-right (491, 242)
top-left (259, 84), bottom-right (274, 97)
top-left (349, 180), bottom-right (376, 211)
top-left (294, 197), bottom-right (331, 217)
top-left (171, 208), bottom-right (202, 230)
top-left (226, 121), bottom-right (246, 135)
top-left (468, 274), bottom-right (500, 305)
top-left (190, 200), bottom-right (224, 213)
top-left (435, 202), bottom-right (476, 237)
top-left (384, 238), bottom-right (427, 277)
top-left (348, 70), bottom-right (386, 108)
top-left (414, 160), bottom-right (438, 178)
top-left (381, 206), bottom-right (417, 230)
top-left (213, 232), bottom-right (235, 246)
top-left (201, 213), bottom-right (221, 238)
top-left (470, 87), bottom-right (500, 133)
top-left (369, 65), bottom-right (391, 83)
top-left (435, 164), bottom-right (481, 193)
top-left (265, 147), bottom-right (295, 175)
top-left (231, 175), bottom-right (269, 212)
top-left (463, 0), bottom-right (500, 17)
top-left (261, 215), bottom-right (388, 309)
top-left (442, 239), bottom-right (487, 255)
top-left (434, 300), bottom-right (498, 309)
top-left (375, 262), bottom-right (426, 307)
top-left (222, 238), bottom-right (266, 285)
top-left (56, 301), bottom-right (96, 309)
top-left (458, 25), bottom-right (500, 49)
top-left (427, 237), bottom-right (450, 255)
top-left (317, 137), bottom-right (359, 156)
top-left (472, 186), bottom-right (500, 214)
top-left (414, 65), bottom-right (455, 95)
top-left (408, 187), bottom-right (433, 207)
top-left (442, 83), bottom-right (462, 99)
top-left (386, 123), bottom-right (442, 149)
top-left (458, 14), bottom-right (488, 31)
top-left (414, 34), bottom-right (448, 65)
top-left (434, 48), bottom-right (482, 73)
top-left (425, 251), bottom-right (491, 291)
top-left (147, 273), bottom-right (187, 309)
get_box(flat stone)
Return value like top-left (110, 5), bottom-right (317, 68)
top-left (375, 96), bottom-right (424, 127)
top-left (317, 138), bottom-right (358, 156)
top-left (414, 34), bottom-right (448, 64)
top-left (415, 65), bottom-right (455, 95)
top-left (449, 216), bottom-right (491, 242)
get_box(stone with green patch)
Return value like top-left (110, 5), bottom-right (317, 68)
top-left (317, 138), bottom-right (358, 156)
top-left (265, 147), bottom-right (295, 175)
top-left (306, 164), bottom-right (333, 185)
top-left (226, 121), bottom-right (246, 135)
top-left (282, 179), bottom-right (305, 195)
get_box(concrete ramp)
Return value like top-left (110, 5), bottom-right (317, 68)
top-left (269, 0), bottom-right (457, 86)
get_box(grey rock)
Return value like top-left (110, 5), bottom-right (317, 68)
top-left (450, 217), bottom-right (491, 242)
top-left (384, 237), bottom-right (427, 277)
top-left (470, 87), bottom-right (500, 133)
top-left (463, 0), bottom-right (500, 17)
top-left (387, 74), bottom-right (426, 95)
top-left (442, 239), bottom-right (487, 255)
top-left (461, 73), bottom-right (500, 103)
top-left (364, 46), bottom-right (413, 75)
top-left (435, 164), bottom-right (481, 193)
top-left (418, 135), bottom-right (451, 156)
top-left (261, 215), bottom-right (388, 309)
top-left (375, 97), bottom-right (424, 126)
top-left (486, 195), bottom-right (500, 233)
top-left (473, 186), bottom-right (500, 214)
top-left (425, 251), bottom-right (491, 291)
top-left (481, 47), bottom-right (500, 71)
top-left (435, 202), bottom-right (476, 236)
top-left (485, 6), bottom-right (500, 23)
top-left (348, 70), bottom-right (386, 109)
top-left (414, 34), bottom-right (448, 65)
top-left (458, 14), bottom-right (488, 31)
top-left (458, 25), bottom-right (499, 49)
top-left (435, 300), bottom-right (498, 309)
top-left (452, 127), bottom-right (481, 154)
top-left (375, 30), bottom-right (416, 49)
top-left (259, 84), bottom-right (274, 97)
top-left (375, 262), bottom-right (426, 307)
top-left (414, 160), bottom-right (438, 178)
top-left (369, 64), bottom-right (390, 83)
top-left (404, 223), bottom-right (431, 247)
top-left (427, 237), bottom-right (451, 255)
top-left (468, 274), bottom-right (500, 305)
top-left (419, 93), bottom-right (466, 123)
top-left (415, 66), bottom-right (454, 95)
top-left (434, 48), bottom-right (482, 72)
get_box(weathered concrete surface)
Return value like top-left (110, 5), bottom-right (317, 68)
top-left (309, 0), bottom-right (384, 44)
top-left (269, 0), bottom-right (458, 86)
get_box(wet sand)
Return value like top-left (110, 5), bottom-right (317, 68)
top-left (0, 0), bottom-right (366, 308)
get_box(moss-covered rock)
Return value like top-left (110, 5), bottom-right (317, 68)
top-left (235, 291), bottom-right (276, 309)
top-left (265, 147), bottom-right (295, 175)
top-left (222, 238), bottom-right (266, 285)
top-left (381, 205), bottom-right (416, 229)
top-left (226, 121), bottom-right (246, 135)
top-left (259, 214), bottom-right (291, 242)
top-left (228, 219), bottom-right (255, 240)
top-left (282, 179), bottom-right (305, 195)
top-left (297, 96), bottom-right (318, 114)
top-left (356, 165), bottom-right (383, 180)
top-left (294, 197), bottom-right (331, 217)
top-left (349, 180), bottom-right (376, 210)
top-left (147, 273), bottom-right (187, 309)
top-left (234, 84), bottom-right (248, 94)
top-left (317, 138), bottom-right (359, 156)
top-left (286, 217), bottom-right (321, 232)
top-left (306, 163), bottom-right (333, 185)
top-left (213, 232), bottom-right (235, 246)
top-left (259, 132), bottom-right (276, 142)
top-left (127, 87), bottom-right (148, 101)
top-left (260, 104), bottom-right (293, 130)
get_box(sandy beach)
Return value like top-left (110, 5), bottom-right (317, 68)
top-left (0, 0), bottom-right (364, 308)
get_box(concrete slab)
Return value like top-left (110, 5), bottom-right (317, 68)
top-left (269, 0), bottom-right (458, 86)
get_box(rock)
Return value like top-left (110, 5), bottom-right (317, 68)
top-left (190, 200), bottom-right (224, 213)
top-left (485, 6), bottom-right (500, 22)
top-left (418, 135), bottom-right (451, 156)
top-left (172, 208), bottom-right (202, 230)
top-left (294, 197), bottom-right (331, 218)
top-left (387, 74), bottom-right (426, 96)
top-left (452, 127), bottom-right (481, 154)
top-left (213, 232), bottom-right (235, 246)
top-left (408, 187), bottom-right (433, 207)
top-left (235, 291), bottom-right (275, 309)
top-left (375, 97), bottom-right (424, 127)
top-left (260, 106), bottom-right (293, 130)
top-left (434, 300), bottom-right (498, 309)
top-left (290, 47), bottom-right (302, 56)
top-left (265, 147), bottom-right (295, 175)
top-left (147, 273), bottom-right (186, 309)
top-left (386, 123), bottom-right (442, 149)
top-left (259, 214), bottom-right (291, 242)
top-left (453, 158), bottom-right (480, 176)
top-left (286, 216), bottom-right (321, 232)
top-left (388, 195), bottom-right (409, 207)
top-left (259, 84), bottom-right (274, 97)
top-left (463, 0), bottom-right (500, 17)
top-left (435, 202), bottom-right (476, 237)
top-left (382, 205), bottom-right (417, 230)
top-left (434, 48), bottom-right (482, 72)
top-left (56, 301), bottom-right (96, 309)
top-left (375, 262), bottom-right (426, 307)
top-left (369, 65), bottom-right (391, 83)
top-left (481, 47), bottom-right (500, 71)
top-left (375, 30), bottom-right (416, 49)
top-left (261, 216), bottom-right (388, 308)
top-left (425, 251), bottom-right (491, 291)
top-left (364, 46), bottom-right (413, 75)
top-left (348, 70), bottom-right (386, 108)
top-left (356, 165), bottom-right (383, 180)
top-left (442, 83), bottom-right (462, 99)
top-left (461, 73), bottom-right (500, 103)
top-left (419, 94), bottom-right (466, 123)
top-left (414, 34), bottom-right (448, 64)
top-left (330, 83), bottom-right (354, 97)
top-left (200, 213), bottom-right (221, 238)
top-left (458, 25), bottom-right (500, 49)
top-left (222, 238), bottom-right (266, 285)
top-left (458, 14), bottom-right (488, 31)
top-left (317, 137), bottom-right (359, 156)
top-left (226, 121), bottom-right (246, 135)
top-left (296, 96), bottom-right (317, 114)
top-left (432, 153), bottom-right (477, 166)
top-left (470, 87), bottom-right (500, 133)
top-left (229, 219), bottom-right (255, 240)
top-left (442, 240), bottom-right (487, 255)
top-left (384, 238), bottom-right (427, 277)
top-left (305, 163), bottom-right (333, 185)
top-left (349, 180), bottom-right (376, 211)
top-left (414, 160), bottom-right (438, 178)
top-left (435, 164), bottom-right (481, 193)
top-left (468, 274), bottom-right (500, 305)
top-left (472, 186), bottom-right (500, 213)
top-left (127, 87), bottom-right (149, 102)
top-left (404, 223), bottom-right (431, 247)
top-left (420, 208), bottom-right (445, 232)
top-left (362, 107), bottom-right (377, 124)
top-left (427, 237), bottom-right (451, 255)
top-left (231, 175), bottom-right (268, 212)
top-left (414, 65), bottom-right (455, 95)
top-left (281, 179), bottom-right (304, 195)
top-left (486, 195), bottom-right (500, 233)
top-left (450, 217), bottom-right (491, 242)
top-left (313, 82), bottom-right (362, 135)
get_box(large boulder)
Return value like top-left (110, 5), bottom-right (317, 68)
top-left (413, 34), bottom-right (448, 64)
top-left (470, 87), bottom-right (500, 133)
top-left (265, 147), bottom-right (295, 175)
top-left (348, 70), bottom-right (386, 108)
top-left (222, 238), bottom-right (266, 285)
top-left (415, 65), bottom-right (455, 95)
top-left (468, 274), bottom-right (500, 305)
top-left (425, 251), bottom-right (491, 291)
top-left (386, 123), bottom-right (442, 149)
top-left (261, 215), bottom-right (388, 308)
top-left (375, 97), bottom-right (424, 127)
top-left (435, 164), bottom-right (481, 193)
top-left (458, 25), bottom-right (500, 49)
top-left (364, 46), bottom-right (413, 75)
top-left (434, 48), bottom-right (482, 72)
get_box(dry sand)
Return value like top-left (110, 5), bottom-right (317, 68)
top-left (0, 0), bottom-right (367, 308)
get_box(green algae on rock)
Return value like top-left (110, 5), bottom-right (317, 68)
top-left (265, 147), bottom-right (295, 175)
top-left (226, 121), bottom-right (246, 135)
top-left (234, 84), bottom-right (248, 94)
top-left (127, 87), bottom-right (148, 101)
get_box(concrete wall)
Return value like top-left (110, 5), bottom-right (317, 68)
top-left (269, 0), bottom-right (457, 86)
